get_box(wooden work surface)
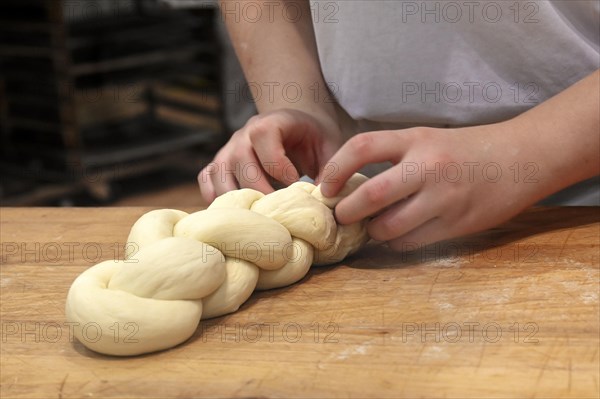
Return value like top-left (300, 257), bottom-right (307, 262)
top-left (1, 207), bottom-right (599, 398)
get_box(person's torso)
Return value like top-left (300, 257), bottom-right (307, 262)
top-left (312, 0), bottom-right (600, 128)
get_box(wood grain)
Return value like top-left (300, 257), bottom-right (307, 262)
top-left (1, 207), bottom-right (598, 398)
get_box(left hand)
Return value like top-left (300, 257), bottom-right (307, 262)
top-left (318, 121), bottom-right (549, 250)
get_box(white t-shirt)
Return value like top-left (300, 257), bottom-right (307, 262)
top-left (311, 0), bottom-right (600, 204)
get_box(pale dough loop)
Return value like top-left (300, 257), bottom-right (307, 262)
top-left (65, 174), bottom-right (370, 356)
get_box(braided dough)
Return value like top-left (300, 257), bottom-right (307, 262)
top-left (65, 174), bottom-right (370, 356)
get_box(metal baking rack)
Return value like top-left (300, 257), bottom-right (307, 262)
top-left (1, 0), bottom-right (224, 204)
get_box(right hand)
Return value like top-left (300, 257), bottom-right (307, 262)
top-left (198, 108), bottom-right (342, 203)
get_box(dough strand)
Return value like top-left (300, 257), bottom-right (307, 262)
top-left (65, 174), bottom-right (370, 356)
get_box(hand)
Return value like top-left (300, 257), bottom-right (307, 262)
top-left (319, 122), bottom-right (550, 250)
top-left (319, 70), bottom-right (600, 250)
top-left (198, 109), bottom-right (342, 203)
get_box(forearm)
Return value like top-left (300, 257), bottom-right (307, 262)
top-left (506, 69), bottom-right (600, 199)
top-left (219, 0), bottom-right (338, 130)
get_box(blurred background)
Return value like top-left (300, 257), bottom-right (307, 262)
top-left (0, 0), bottom-right (256, 207)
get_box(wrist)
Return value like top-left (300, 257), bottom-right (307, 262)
top-left (493, 115), bottom-right (593, 207)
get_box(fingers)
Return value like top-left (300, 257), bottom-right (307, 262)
top-left (198, 152), bottom-right (278, 203)
top-left (250, 131), bottom-right (300, 185)
top-left (365, 189), bottom-right (441, 242)
top-left (320, 131), bottom-right (407, 197)
top-left (236, 158), bottom-right (277, 193)
top-left (198, 161), bottom-right (240, 204)
top-left (248, 110), bottom-right (342, 183)
top-left (198, 169), bottom-right (216, 204)
top-left (365, 187), bottom-right (466, 250)
top-left (333, 162), bottom-right (423, 225)
top-left (198, 109), bottom-right (339, 203)
top-left (314, 139), bottom-right (342, 184)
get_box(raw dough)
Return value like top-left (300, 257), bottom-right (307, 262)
top-left (65, 174), bottom-right (370, 356)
